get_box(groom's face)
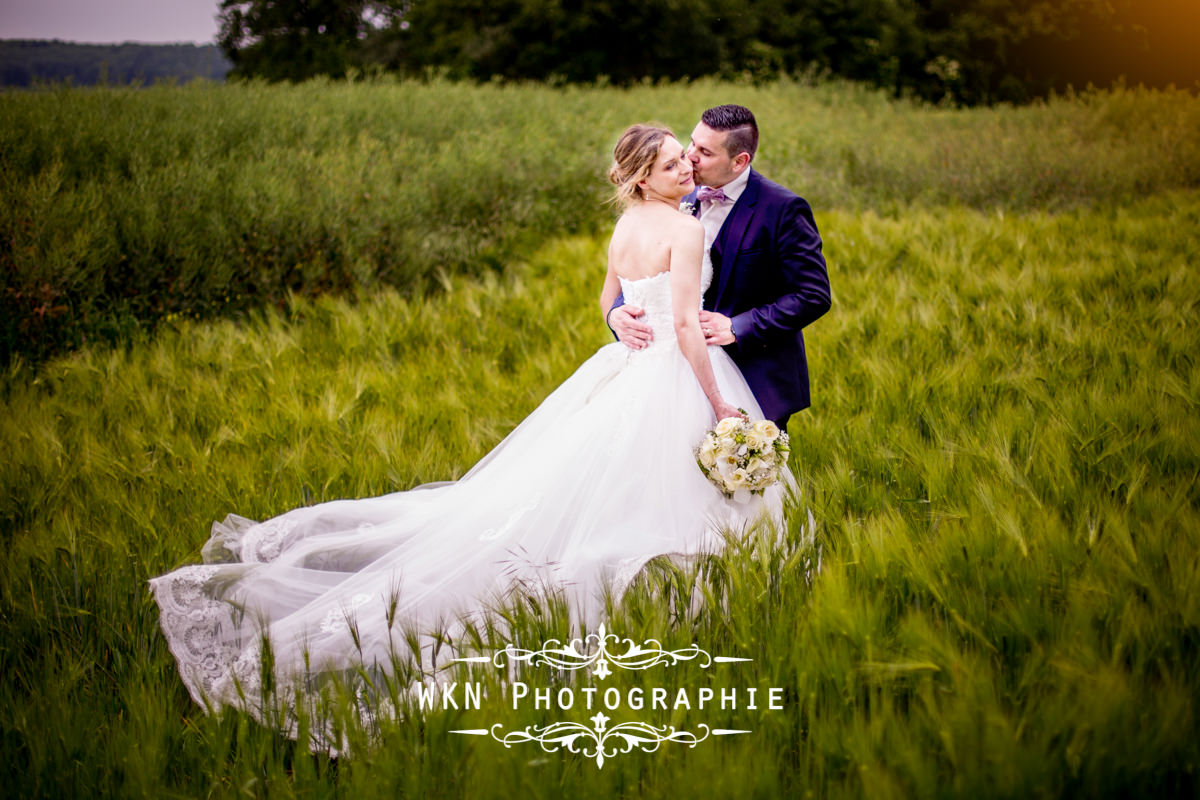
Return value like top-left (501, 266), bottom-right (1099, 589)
top-left (687, 122), bottom-right (747, 189)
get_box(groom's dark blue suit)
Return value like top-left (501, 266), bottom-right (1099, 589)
top-left (698, 168), bottom-right (831, 426)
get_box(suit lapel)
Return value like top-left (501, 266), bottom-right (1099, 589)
top-left (712, 170), bottom-right (761, 303)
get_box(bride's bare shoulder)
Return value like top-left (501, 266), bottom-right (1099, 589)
top-left (620, 206), bottom-right (702, 234)
top-left (674, 211), bottom-right (703, 235)
top-left (661, 209), bottom-right (703, 246)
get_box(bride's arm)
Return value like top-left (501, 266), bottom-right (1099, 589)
top-left (669, 220), bottom-right (742, 421)
top-left (599, 256), bottom-right (622, 321)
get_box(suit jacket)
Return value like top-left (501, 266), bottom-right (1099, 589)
top-left (696, 169), bottom-right (830, 423)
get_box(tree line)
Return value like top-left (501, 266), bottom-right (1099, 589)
top-left (0, 40), bottom-right (231, 87)
top-left (218, 0), bottom-right (1198, 104)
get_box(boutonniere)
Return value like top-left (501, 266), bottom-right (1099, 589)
top-left (679, 200), bottom-right (695, 215)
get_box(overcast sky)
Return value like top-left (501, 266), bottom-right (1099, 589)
top-left (0, 0), bottom-right (221, 44)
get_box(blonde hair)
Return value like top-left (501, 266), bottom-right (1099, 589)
top-left (607, 124), bottom-right (675, 208)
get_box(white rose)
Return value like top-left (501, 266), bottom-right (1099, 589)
top-left (753, 419), bottom-right (780, 440)
top-left (698, 437), bottom-right (719, 468)
top-left (714, 417), bottom-right (742, 438)
top-left (744, 430), bottom-right (769, 451)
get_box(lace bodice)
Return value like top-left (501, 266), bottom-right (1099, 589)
top-left (617, 253), bottom-right (713, 354)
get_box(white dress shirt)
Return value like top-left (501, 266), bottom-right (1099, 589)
top-left (698, 167), bottom-right (751, 254)
top-left (698, 168), bottom-right (752, 341)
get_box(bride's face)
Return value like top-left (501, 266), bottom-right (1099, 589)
top-left (639, 136), bottom-right (694, 202)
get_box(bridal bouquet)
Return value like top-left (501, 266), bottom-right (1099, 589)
top-left (695, 416), bottom-right (790, 502)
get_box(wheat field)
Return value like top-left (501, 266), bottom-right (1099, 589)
top-left (1, 81), bottom-right (1198, 797)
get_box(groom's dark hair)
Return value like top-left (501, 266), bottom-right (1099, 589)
top-left (701, 104), bottom-right (758, 162)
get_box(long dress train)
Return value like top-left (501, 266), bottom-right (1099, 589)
top-left (150, 256), bottom-right (792, 731)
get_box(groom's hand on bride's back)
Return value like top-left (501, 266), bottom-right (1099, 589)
top-left (610, 305), bottom-right (653, 350)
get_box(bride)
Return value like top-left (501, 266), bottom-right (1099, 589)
top-left (150, 123), bottom-right (791, 736)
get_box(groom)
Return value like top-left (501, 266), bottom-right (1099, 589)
top-left (608, 104), bottom-right (831, 430)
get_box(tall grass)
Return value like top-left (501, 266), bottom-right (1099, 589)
top-left (2, 188), bottom-right (1197, 795)
top-left (3, 78), bottom-right (1199, 364)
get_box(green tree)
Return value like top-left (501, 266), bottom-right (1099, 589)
top-left (399, 0), bottom-right (725, 83)
top-left (218, 0), bottom-right (372, 81)
top-left (212, 0), bottom-right (1196, 101)
top-left (743, 0), bottom-right (925, 91)
top-left (912, 0), bottom-right (1135, 103)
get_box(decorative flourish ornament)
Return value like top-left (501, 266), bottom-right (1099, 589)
top-left (456, 623), bottom-right (748, 679)
top-left (452, 716), bottom-right (749, 769)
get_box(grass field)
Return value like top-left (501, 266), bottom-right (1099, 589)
top-left (4, 77), bottom-right (1199, 364)
top-left (1, 80), bottom-right (1199, 797)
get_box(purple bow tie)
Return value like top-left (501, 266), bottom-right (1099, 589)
top-left (697, 186), bottom-right (729, 204)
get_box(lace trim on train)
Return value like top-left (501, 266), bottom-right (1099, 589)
top-left (152, 565), bottom-right (246, 706)
top-left (240, 518), bottom-right (301, 563)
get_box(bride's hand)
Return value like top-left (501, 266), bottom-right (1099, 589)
top-left (712, 400), bottom-right (746, 422)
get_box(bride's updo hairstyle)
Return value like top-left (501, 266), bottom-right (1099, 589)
top-left (608, 124), bottom-right (675, 208)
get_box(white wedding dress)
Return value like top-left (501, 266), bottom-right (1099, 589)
top-left (150, 255), bottom-right (790, 726)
